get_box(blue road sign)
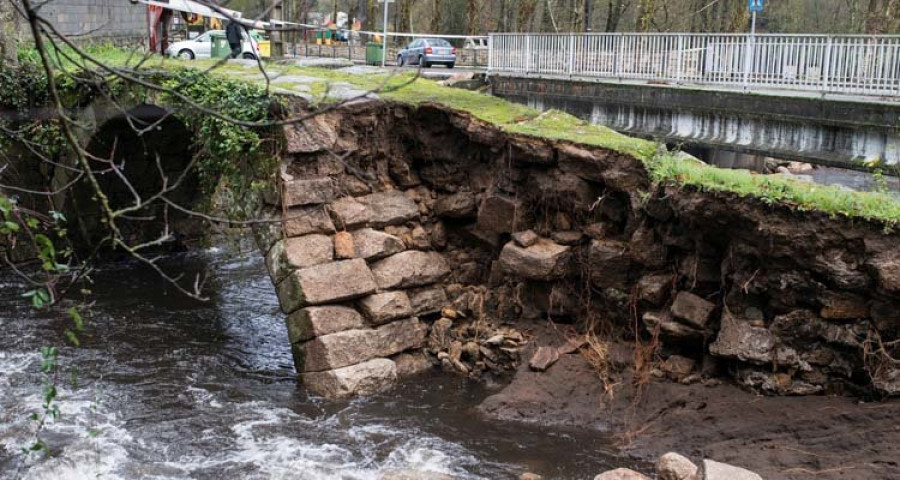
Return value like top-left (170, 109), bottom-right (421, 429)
top-left (749, 0), bottom-right (764, 12)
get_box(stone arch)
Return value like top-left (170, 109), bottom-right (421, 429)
top-left (60, 101), bottom-right (201, 249)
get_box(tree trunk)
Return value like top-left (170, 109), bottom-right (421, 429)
top-left (584, 0), bottom-right (593, 31)
top-left (430, 0), bottom-right (443, 32)
top-left (605, 0), bottom-right (627, 32)
top-left (466, 0), bottom-right (479, 35)
top-left (0, 0), bottom-right (19, 65)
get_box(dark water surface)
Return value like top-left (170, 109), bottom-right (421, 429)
top-left (0, 245), bottom-right (625, 479)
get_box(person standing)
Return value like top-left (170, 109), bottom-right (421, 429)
top-left (226, 18), bottom-right (243, 58)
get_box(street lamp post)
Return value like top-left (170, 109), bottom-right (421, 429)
top-left (379, 0), bottom-right (394, 67)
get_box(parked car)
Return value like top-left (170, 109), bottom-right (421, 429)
top-left (166, 29), bottom-right (259, 60)
top-left (397, 38), bottom-right (456, 68)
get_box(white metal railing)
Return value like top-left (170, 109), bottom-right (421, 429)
top-left (488, 33), bottom-right (900, 97)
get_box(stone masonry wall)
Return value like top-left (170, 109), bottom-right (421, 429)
top-left (41, 0), bottom-right (146, 41)
top-left (255, 99), bottom-right (900, 399)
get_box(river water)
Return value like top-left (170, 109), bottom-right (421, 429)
top-left (0, 244), bottom-right (626, 480)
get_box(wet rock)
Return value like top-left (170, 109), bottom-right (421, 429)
top-left (701, 460), bottom-right (763, 480)
top-left (297, 318), bottom-right (427, 372)
top-left (371, 251), bottom-right (451, 289)
top-left (812, 249), bottom-right (869, 290)
top-left (678, 255), bottom-right (721, 285)
top-left (512, 230), bottom-right (539, 248)
top-left (351, 228), bottom-right (405, 261)
top-left (593, 468), bottom-right (652, 480)
top-left (869, 251), bottom-right (900, 294)
top-left (657, 452), bottom-right (699, 480)
top-left (277, 259), bottom-right (378, 313)
top-left (428, 317), bottom-right (454, 353)
top-left (819, 292), bottom-right (869, 319)
top-left (661, 355), bottom-right (697, 382)
top-left (643, 311), bottom-right (703, 340)
top-left (637, 273), bottom-right (673, 306)
top-left (671, 292), bottom-right (716, 329)
top-left (529, 346), bottom-right (560, 372)
top-left (551, 230), bottom-right (585, 246)
top-left (283, 177), bottom-right (335, 207)
top-left (476, 194), bottom-right (523, 234)
top-left (589, 239), bottom-right (634, 289)
top-left (392, 350), bottom-right (433, 376)
top-left (284, 115), bottom-right (338, 153)
top-left (629, 226), bottom-right (667, 268)
top-left (434, 192), bottom-right (477, 218)
top-left (358, 291), bottom-right (414, 325)
top-left (407, 287), bottom-right (448, 315)
top-left (769, 310), bottom-right (863, 348)
top-left (330, 191), bottom-right (419, 229)
top-left (333, 231), bottom-right (355, 259)
top-left (285, 305), bottom-right (365, 343)
top-left (283, 205), bottom-right (336, 237)
top-left (710, 311), bottom-right (777, 364)
top-left (250, 209), bottom-right (284, 255)
top-left (498, 240), bottom-right (571, 281)
top-left (302, 358), bottom-right (397, 398)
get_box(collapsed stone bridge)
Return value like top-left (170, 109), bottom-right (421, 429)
top-left (246, 98), bottom-right (900, 399)
top-left (36, 83), bottom-right (900, 400)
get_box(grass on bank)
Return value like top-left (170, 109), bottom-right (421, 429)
top-left (45, 45), bottom-right (900, 227)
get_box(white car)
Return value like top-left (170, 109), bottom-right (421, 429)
top-left (166, 30), bottom-right (259, 60)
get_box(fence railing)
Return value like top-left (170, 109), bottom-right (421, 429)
top-left (488, 33), bottom-right (900, 97)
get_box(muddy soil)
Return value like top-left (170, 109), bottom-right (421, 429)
top-left (479, 323), bottom-right (900, 480)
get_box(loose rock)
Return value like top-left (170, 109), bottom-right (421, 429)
top-left (498, 239), bottom-right (571, 281)
top-left (671, 292), bottom-right (717, 329)
top-left (701, 460), bottom-right (763, 480)
top-left (529, 346), bottom-right (560, 372)
top-left (657, 452), bottom-right (699, 480)
top-left (593, 468), bottom-right (652, 480)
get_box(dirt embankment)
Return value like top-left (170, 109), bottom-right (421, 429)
top-left (274, 98), bottom-right (900, 478)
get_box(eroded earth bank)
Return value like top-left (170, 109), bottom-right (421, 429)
top-left (256, 99), bottom-right (900, 480)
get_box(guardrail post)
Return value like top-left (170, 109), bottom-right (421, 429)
top-left (567, 34), bottom-right (576, 75)
top-left (487, 35), bottom-right (493, 72)
top-left (526, 35), bottom-right (533, 73)
top-left (676, 34), bottom-right (685, 83)
top-left (742, 33), bottom-right (754, 91)
top-left (615, 33), bottom-right (624, 78)
top-left (822, 36), bottom-right (833, 93)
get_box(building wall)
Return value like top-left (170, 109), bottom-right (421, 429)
top-left (40, 0), bottom-right (146, 40)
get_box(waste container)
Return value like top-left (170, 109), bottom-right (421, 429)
top-left (256, 40), bottom-right (271, 58)
top-left (365, 42), bottom-right (384, 66)
top-left (210, 32), bottom-right (230, 59)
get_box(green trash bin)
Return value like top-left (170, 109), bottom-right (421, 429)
top-left (210, 32), bottom-right (230, 59)
top-left (365, 42), bottom-right (384, 66)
